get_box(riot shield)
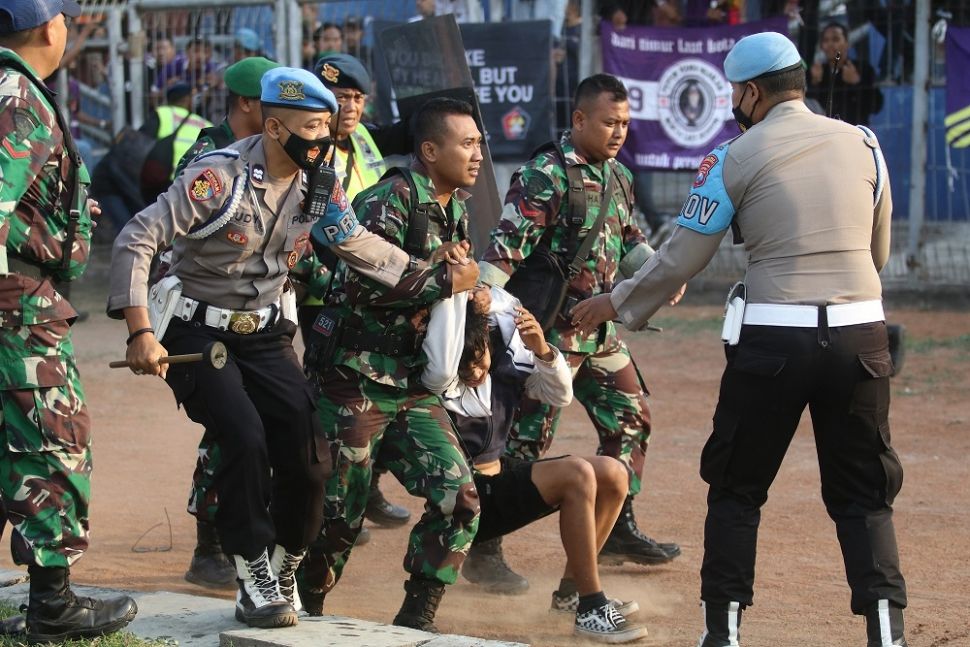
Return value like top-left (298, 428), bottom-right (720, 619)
top-left (376, 16), bottom-right (502, 254)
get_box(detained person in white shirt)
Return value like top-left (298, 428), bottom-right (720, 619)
top-left (419, 285), bottom-right (649, 644)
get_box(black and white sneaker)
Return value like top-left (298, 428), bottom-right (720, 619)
top-left (233, 550), bottom-right (298, 628)
top-left (575, 602), bottom-right (648, 643)
top-left (270, 546), bottom-right (305, 613)
top-left (551, 590), bottom-right (640, 617)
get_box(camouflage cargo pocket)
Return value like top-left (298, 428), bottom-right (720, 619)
top-left (0, 321), bottom-right (89, 453)
top-left (0, 383), bottom-right (89, 454)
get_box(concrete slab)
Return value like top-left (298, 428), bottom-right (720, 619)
top-left (0, 573), bottom-right (526, 647)
top-left (220, 614), bottom-right (526, 647)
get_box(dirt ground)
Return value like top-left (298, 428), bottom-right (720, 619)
top-left (4, 257), bottom-right (968, 647)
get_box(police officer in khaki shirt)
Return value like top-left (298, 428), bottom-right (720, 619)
top-left (570, 33), bottom-right (907, 647)
top-left (107, 67), bottom-right (476, 630)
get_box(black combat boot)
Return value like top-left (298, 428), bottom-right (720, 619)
top-left (599, 496), bottom-right (681, 565)
top-left (697, 600), bottom-right (742, 647)
top-left (864, 600), bottom-right (907, 646)
top-left (461, 537), bottom-right (529, 594)
top-left (25, 565), bottom-right (138, 643)
top-left (185, 520), bottom-right (236, 589)
top-left (232, 550), bottom-right (298, 628)
top-left (365, 472), bottom-right (411, 527)
top-left (392, 575), bottom-right (445, 633)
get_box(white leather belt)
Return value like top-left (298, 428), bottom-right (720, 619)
top-left (174, 296), bottom-right (277, 335)
top-left (742, 300), bottom-right (885, 328)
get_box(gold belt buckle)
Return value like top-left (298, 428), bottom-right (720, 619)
top-left (228, 312), bottom-right (260, 334)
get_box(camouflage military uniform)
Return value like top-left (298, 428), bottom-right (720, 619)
top-left (303, 160), bottom-right (479, 597)
top-left (0, 47), bottom-right (94, 568)
top-left (479, 132), bottom-right (652, 496)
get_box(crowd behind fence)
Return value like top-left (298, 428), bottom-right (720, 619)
top-left (66, 0), bottom-right (970, 288)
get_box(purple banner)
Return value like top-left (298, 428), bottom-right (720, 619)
top-left (602, 18), bottom-right (788, 171)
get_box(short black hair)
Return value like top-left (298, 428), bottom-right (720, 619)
top-left (754, 66), bottom-right (806, 96)
top-left (457, 301), bottom-right (491, 384)
top-left (574, 73), bottom-right (628, 109)
top-left (821, 21), bottom-right (849, 41)
top-left (411, 97), bottom-right (474, 158)
top-left (314, 22), bottom-right (341, 41)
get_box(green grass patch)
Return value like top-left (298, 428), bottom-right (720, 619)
top-left (0, 601), bottom-right (165, 647)
top-left (906, 333), bottom-right (970, 354)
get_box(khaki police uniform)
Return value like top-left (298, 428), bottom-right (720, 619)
top-left (107, 135), bottom-right (412, 559)
top-left (610, 99), bottom-right (906, 633)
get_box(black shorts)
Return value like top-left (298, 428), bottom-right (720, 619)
top-left (473, 455), bottom-right (562, 544)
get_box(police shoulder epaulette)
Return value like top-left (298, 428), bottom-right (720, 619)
top-left (193, 148), bottom-right (241, 163)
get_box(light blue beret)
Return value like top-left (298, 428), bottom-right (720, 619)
top-left (260, 67), bottom-right (337, 113)
top-left (723, 32), bottom-right (803, 83)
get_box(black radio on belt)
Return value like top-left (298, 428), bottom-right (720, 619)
top-left (304, 164), bottom-right (337, 220)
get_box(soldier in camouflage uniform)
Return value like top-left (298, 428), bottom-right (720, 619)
top-left (476, 75), bottom-right (681, 589)
top-left (0, 0), bottom-right (137, 641)
top-left (300, 98), bottom-right (482, 632)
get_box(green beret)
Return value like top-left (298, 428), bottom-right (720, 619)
top-left (224, 57), bottom-right (281, 98)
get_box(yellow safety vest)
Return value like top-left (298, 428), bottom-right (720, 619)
top-left (156, 106), bottom-right (213, 179)
top-left (333, 123), bottom-right (386, 200)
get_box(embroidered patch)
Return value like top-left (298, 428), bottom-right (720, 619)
top-left (312, 311), bottom-right (337, 336)
top-left (13, 108), bottom-right (39, 141)
top-left (189, 169), bottom-right (224, 202)
top-left (287, 250), bottom-right (300, 268)
top-left (294, 232), bottom-right (310, 254)
top-left (251, 164), bottom-right (265, 182)
top-left (693, 154), bottom-right (718, 188)
top-left (278, 80), bottom-right (305, 101)
top-left (226, 230), bottom-right (248, 246)
top-left (320, 63), bottom-right (339, 84)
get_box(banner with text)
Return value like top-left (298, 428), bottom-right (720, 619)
top-left (459, 20), bottom-right (554, 160)
top-left (601, 17), bottom-right (788, 171)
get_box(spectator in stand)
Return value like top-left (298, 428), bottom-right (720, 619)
top-left (301, 4), bottom-right (319, 69)
top-left (234, 28), bottom-right (264, 60)
top-left (151, 36), bottom-right (186, 98)
top-left (314, 22), bottom-right (342, 60)
top-left (555, 0), bottom-right (582, 132)
top-left (343, 16), bottom-right (370, 67)
top-left (600, 1), bottom-right (681, 27)
top-left (807, 21), bottom-right (884, 126)
top-left (409, 0), bottom-right (437, 22)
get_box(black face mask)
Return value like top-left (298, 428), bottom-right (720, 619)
top-left (278, 122), bottom-right (331, 170)
top-left (732, 84), bottom-right (757, 133)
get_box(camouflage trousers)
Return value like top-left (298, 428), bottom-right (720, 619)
top-left (186, 432), bottom-right (219, 523)
top-left (507, 337), bottom-right (651, 496)
top-left (0, 326), bottom-right (91, 568)
top-left (302, 367), bottom-right (479, 596)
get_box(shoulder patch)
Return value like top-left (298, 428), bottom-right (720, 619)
top-left (13, 108), bottom-right (39, 141)
top-left (189, 169), bottom-right (224, 202)
top-left (676, 144), bottom-right (736, 236)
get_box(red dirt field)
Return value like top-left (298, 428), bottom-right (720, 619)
top-left (5, 266), bottom-right (968, 647)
